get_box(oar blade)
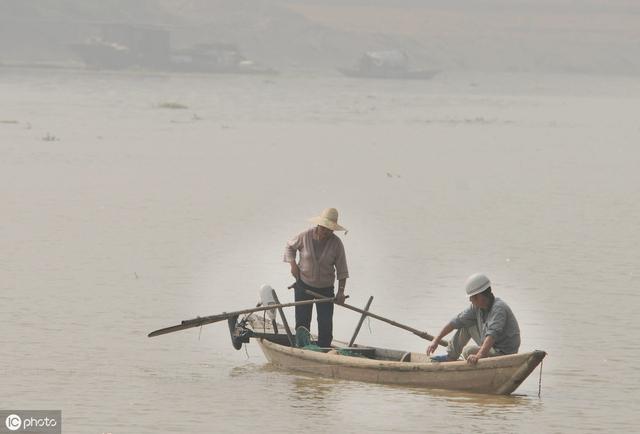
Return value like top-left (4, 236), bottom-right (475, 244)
top-left (147, 297), bottom-right (335, 338)
top-left (148, 324), bottom-right (188, 338)
top-left (147, 314), bottom-right (227, 338)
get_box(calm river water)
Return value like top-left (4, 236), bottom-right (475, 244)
top-left (1, 68), bottom-right (639, 433)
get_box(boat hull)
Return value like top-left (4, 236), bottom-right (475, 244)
top-left (257, 339), bottom-right (545, 395)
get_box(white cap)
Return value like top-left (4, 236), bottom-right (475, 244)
top-left (465, 273), bottom-right (491, 296)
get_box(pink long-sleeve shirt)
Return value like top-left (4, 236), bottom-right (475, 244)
top-left (284, 227), bottom-right (349, 288)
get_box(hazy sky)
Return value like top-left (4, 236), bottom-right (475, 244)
top-left (1, 0), bottom-right (638, 73)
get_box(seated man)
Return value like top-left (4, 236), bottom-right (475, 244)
top-left (426, 273), bottom-right (521, 364)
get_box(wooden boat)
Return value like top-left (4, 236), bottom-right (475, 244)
top-left (148, 288), bottom-right (546, 396)
top-left (247, 316), bottom-right (546, 395)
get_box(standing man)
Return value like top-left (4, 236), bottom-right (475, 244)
top-left (427, 273), bottom-right (521, 364)
top-left (284, 208), bottom-right (349, 348)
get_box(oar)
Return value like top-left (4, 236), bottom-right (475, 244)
top-left (148, 297), bottom-right (335, 338)
top-left (304, 289), bottom-right (448, 347)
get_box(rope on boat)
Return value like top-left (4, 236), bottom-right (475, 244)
top-left (262, 310), bottom-right (267, 333)
top-left (538, 359), bottom-right (544, 398)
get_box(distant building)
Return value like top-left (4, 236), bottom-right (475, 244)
top-left (70, 23), bottom-right (170, 69)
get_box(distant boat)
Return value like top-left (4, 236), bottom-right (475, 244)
top-left (338, 50), bottom-right (438, 80)
top-left (168, 43), bottom-right (276, 75)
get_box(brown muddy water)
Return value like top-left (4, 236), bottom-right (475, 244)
top-left (1, 68), bottom-right (639, 433)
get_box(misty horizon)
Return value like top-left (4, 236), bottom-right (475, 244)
top-left (1, 0), bottom-right (639, 74)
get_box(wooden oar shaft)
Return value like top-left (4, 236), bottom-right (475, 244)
top-left (305, 289), bottom-right (448, 347)
top-left (349, 295), bottom-right (373, 347)
top-left (148, 297), bottom-right (334, 338)
top-left (271, 290), bottom-right (294, 346)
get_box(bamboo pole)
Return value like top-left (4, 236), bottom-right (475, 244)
top-left (348, 296), bottom-right (374, 347)
top-left (304, 289), bottom-right (448, 347)
top-left (271, 290), bottom-right (294, 346)
top-left (148, 296), bottom-right (334, 338)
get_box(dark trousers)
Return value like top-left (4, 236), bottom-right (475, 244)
top-left (294, 280), bottom-right (335, 347)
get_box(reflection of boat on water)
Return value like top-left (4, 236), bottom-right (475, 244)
top-left (168, 43), bottom-right (276, 75)
top-left (69, 23), bottom-right (275, 74)
top-left (338, 50), bottom-right (438, 80)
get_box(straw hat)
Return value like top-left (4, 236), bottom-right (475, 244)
top-left (308, 208), bottom-right (347, 231)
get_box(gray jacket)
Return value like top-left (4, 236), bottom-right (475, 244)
top-left (450, 297), bottom-right (521, 355)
